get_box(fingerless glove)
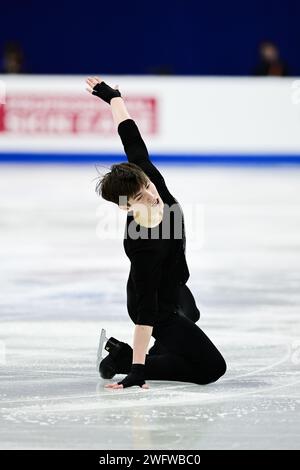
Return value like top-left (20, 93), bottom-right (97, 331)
top-left (117, 363), bottom-right (146, 388)
top-left (92, 81), bottom-right (121, 104)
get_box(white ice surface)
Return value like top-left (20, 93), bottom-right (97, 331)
top-left (0, 164), bottom-right (300, 449)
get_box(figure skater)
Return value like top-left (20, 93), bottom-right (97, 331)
top-left (86, 77), bottom-right (226, 389)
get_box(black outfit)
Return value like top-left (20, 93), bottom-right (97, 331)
top-left (118, 119), bottom-right (226, 385)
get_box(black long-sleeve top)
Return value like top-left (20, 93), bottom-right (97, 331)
top-left (118, 119), bottom-right (190, 327)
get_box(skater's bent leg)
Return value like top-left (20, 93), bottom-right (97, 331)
top-left (144, 350), bottom-right (225, 384)
top-left (110, 326), bottom-right (226, 385)
top-left (144, 353), bottom-right (194, 382)
top-left (152, 313), bottom-right (226, 384)
top-left (149, 284), bottom-right (200, 355)
top-left (126, 275), bottom-right (225, 384)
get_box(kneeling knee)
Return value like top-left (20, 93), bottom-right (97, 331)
top-left (198, 356), bottom-right (227, 385)
top-left (211, 356), bottom-right (227, 383)
top-left (217, 356), bottom-right (227, 378)
top-left (194, 307), bottom-right (200, 323)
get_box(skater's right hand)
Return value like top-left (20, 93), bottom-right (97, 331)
top-left (86, 77), bottom-right (121, 104)
top-left (105, 364), bottom-right (149, 389)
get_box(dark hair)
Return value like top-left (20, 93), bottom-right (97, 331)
top-left (95, 162), bottom-right (148, 207)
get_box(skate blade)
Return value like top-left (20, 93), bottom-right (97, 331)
top-left (96, 328), bottom-right (108, 371)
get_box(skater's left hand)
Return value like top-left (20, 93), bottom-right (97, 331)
top-left (86, 76), bottom-right (121, 104)
top-left (105, 364), bottom-right (149, 389)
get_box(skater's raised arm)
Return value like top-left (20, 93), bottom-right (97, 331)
top-left (86, 76), bottom-right (130, 125)
top-left (86, 76), bottom-right (150, 165)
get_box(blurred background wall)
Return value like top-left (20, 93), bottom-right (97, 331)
top-left (0, 76), bottom-right (300, 163)
top-left (0, 0), bottom-right (299, 75)
top-left (0, 0), bottom-right (299, 163)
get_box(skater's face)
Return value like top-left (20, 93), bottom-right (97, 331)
top-left (119, 179), bottom-right (163, 211)
top-left (126, 179), bottom-right (161, 211)
top-left (119, 178), bottom-right (164, 228)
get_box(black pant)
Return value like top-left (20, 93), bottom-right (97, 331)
top-left (126, 279), bottom-right (226, 385)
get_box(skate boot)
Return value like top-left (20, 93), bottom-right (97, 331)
top-left (97, 331), bottom-right (132, 379)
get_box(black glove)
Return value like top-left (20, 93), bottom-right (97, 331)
top-left (92, 81), bottom-right (121, 104)
top-left (117, 363), bottom-right (146, 388)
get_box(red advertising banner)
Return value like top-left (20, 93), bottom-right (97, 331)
top-left (0, 95), bottom-right (158, 135)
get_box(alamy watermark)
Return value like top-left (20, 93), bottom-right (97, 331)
top-left (96, 199), bottom-right (205, 249)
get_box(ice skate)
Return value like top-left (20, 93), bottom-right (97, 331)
top-left (97, 333), bottom-right (133, 379)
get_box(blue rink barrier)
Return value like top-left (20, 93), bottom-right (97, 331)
top-left (1, 153), bottom-right (300, 165)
